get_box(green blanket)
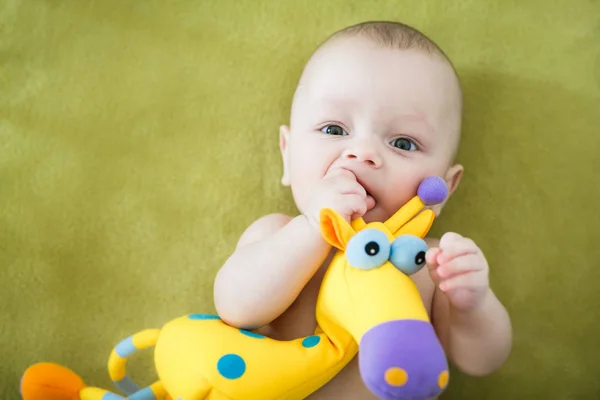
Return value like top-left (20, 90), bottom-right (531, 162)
top-left (2, 0), bottom-right (599, 399)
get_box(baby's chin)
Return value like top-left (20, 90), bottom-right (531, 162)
top-left (360, 204), bottom-right (392, 224)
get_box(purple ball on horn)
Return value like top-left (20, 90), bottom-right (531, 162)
top-left (417, 177), bottom-right (448, 206)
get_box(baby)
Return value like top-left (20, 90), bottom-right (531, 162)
top-left (214, 21), bottom-right (512, 399)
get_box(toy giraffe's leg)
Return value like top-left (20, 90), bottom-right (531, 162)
top-left (21, 363), bottom-right (170, 400)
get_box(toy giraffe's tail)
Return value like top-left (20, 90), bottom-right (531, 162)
top-left (21, 329), bottom-right (170, 400)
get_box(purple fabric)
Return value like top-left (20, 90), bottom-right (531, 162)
top-left (359, 319), bottom-right (448, 400)
top-left (417, 177), bottom-right (448, 206)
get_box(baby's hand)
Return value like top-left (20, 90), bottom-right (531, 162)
top-left (304, 168), bottom-right (375, 230)
top-left (426, 232), bottom-right (490, 311)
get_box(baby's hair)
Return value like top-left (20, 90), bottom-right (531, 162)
top-left (326, 20), bottom-right (457, 74)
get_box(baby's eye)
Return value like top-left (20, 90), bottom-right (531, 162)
top-left (389, 235), bottom-right (428, 275)
top-left (321, 124), bottom-right (347, 136)
top-left (346, 229), bottom-right (391, 270)
top-left (390, 137), bottom-right (417, 151)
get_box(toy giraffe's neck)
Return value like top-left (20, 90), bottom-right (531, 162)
top-left (273, 251), bottom-right (359, 399)
top-left (315, 250), bottom-right (355, 344)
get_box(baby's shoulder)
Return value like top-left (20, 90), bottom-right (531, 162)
top-left (236, 213), bottom-right (292, 248)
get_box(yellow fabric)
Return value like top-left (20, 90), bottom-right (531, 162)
top-left (79, 387), bottom-right (110, 400)
top-left (3, 1), bottom-right (599, 399)
top-left (384, 197), bottom-right (426, 234)
top-left (132, 329), bottom-right (161, 349)
top-left (107, 350), bottom-right (126, 382)
top-left (154, 316), bottom-right (348, 399)
top-left (394, 210), bottom-right (435, 239)
top-left (317, 206), bottom-right (433, 345)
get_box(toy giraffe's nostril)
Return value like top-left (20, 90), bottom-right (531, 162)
top-left (359, 320), bottom-right (449, 400)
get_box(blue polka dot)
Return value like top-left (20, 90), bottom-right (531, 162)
top-left (217, 354), bottom-right (246, 379)
top-left (302, 335), bottom-right (321, 348)
top-left (239, 329), bottom-right (265, 339)
top-left (188, 314), bottom-right (221, 320)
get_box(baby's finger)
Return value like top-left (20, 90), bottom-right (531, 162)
top-left (324, 167), bottom-right (357, 181)
top-left (345, 194), bottom-right (368, 220)
top-left (438, 232), bottom-right (463, 248)
top-left (339, 180), bottom-right (368, 198)
top-left (437, 234), bottom-right (478, 263)
top-left (436, 253), bottom-right (484, 278)
top-left (365, 194), bottom-right (376, 211)
top-left (438, 272), bottom-right (482, 292)
top-left (426, 248), bottom-right (442, 267)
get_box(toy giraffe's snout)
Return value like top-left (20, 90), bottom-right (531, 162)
top-left (359, 320), bottom-right (448, 399)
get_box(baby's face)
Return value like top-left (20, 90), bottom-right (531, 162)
top-left (280, 37), bottom-right (463, 223)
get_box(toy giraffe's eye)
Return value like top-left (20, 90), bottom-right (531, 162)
top-left (346, 229), bottom-right (391, 270)
top-left (389, 235), bottom-right (428, 275)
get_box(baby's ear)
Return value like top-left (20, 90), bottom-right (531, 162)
top-left (279, 125), bottom-right (291, 186)
top-left (432, 164), bottom-right (463, 216)
top-left (319, 209), bottom-right (355, 250)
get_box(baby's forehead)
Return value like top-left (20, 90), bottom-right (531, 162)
top-left (298, 42), bottom-right (459, 114)
top-left (303, 38), bottom-right (457, 94)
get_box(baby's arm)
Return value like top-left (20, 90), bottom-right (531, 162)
top-left (428, 234), bottom-right (512, 376)
top-left (213, 213), bottom-right (330, 329)
top-left (432, 284), bottom-right (512, 376)
top-left (214, 168), bottom-right (370, 330)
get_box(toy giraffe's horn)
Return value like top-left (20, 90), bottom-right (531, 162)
top-left (384, 177), bottom-right (449, 238)
top-left (351, 217), bottom-right (367, 231)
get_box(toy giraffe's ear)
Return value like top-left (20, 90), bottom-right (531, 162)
top-left (319, 208), bottom-right (356, 250)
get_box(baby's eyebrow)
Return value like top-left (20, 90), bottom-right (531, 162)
top-left (391, 113), bottom-right (436, 136)
top-left (312, 96), bottom-right (360, 109)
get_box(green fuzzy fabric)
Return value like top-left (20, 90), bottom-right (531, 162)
top-left (2, 0), bottom-right (599, 399)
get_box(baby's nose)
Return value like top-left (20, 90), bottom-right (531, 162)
top-left (359, 319), bottom-right (449, 400)
top-left (343, 144), bottom-right (382, 167)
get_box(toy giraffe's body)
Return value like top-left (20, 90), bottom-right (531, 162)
top-left (21, 177), bottom-right (450, 400)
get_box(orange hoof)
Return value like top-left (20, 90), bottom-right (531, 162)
top-left (20, 362), bottom-right (86, 400)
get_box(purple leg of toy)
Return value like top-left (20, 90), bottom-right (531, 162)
top-left (359, 319), bottom-right (449, 400)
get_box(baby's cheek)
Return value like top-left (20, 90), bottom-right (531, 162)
top-left (288, 173), bottom-right (318, 212)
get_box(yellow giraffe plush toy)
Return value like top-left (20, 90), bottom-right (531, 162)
top-left (21, 176), bottom-right (450, 400)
